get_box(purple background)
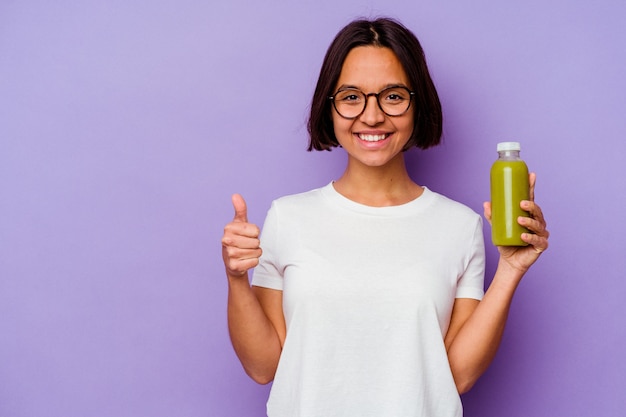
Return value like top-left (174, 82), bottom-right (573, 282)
top-left (1, 1), bottom-right (625, 416)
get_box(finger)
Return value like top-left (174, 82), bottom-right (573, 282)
top-left (222, 248), bottom-right (261, 277)
top-left (521, 232), bottom-right (549, 254)
top-left (483, 201), bottom-right (492, 225)
top-left (222, 245), bottom-right (263, 262)
top-left (518, 202), bottom-right (549, 244)
top-left (521, 200), bottom-right (546, 226)
top-left (222, 237), bottom-right (263, 274)
top-left (519, 215), bottom-right (549, 239)
top-left (226, 257), bottom-right (261, 276)
top-left (222, 232), bottom-right (261, 249)
top-left (529, 172), bottom-right (537, 201)
top-left (231, 193), bottom-right (248, 223)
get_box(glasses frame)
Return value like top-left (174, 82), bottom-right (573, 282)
top-left (328, 85), bottom-right (415, 120)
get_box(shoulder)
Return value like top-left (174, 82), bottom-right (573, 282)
top-left (425, 188), bottom-right (481, 223)
top-left (272, 184), bottom-right (329, 207)
top-left (267, 184), bottom-right (330, 218)
top-left (422, 190), bottom-right (484, 246)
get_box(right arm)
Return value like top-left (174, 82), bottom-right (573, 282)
top-left (222, 194), bottom-right (286, 384)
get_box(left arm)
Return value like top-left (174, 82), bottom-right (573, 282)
top-left (444, 173), bottom-right (549, 394)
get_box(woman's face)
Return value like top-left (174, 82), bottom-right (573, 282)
top-left (331, 46), bottom-right (414, 169)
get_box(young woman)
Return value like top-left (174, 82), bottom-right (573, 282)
top-left (222, 17), bottom-right (549, 417)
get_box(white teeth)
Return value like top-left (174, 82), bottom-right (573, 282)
top-left (359, 134), bottom-right (387, 142)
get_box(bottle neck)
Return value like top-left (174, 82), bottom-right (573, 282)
top-left (498, 150), bottom-right (521, 160)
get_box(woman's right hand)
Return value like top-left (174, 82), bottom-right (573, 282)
top-left (223, 194), bottom-right (283, 384)
top-left (222, 194), bottom-right (262, 279)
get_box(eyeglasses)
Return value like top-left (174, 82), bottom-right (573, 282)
top-left (328, 85), bottom-right (415, 119)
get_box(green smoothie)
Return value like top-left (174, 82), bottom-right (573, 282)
top-left (490, 159), bottom-right (530, 246)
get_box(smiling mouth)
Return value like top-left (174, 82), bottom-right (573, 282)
top-left (357, 133), bottom-right (390, 142)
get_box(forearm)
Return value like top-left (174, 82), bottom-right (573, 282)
top-left (227, 273), bottom-right (282, 384)
top-left (447, 259), bottom-right (525, 393)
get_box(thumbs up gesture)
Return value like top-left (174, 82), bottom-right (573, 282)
top-left (222, 194), bottom-right (263, 278)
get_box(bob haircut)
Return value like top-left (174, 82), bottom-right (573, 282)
top-left (307, 17), bottom-right (442, 151)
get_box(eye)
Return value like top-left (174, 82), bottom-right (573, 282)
top-left (335, 90), bottom-right (363, 104)
top-left (382, 88), bottom-right (410, 104)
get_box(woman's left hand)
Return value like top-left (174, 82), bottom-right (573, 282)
top-left (483, 172), bottom-right (550, 273)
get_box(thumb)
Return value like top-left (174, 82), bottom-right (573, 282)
top-left (483, 201), bottom-right (492, 225)
top-left (231, 194), bottom-right (248, 223)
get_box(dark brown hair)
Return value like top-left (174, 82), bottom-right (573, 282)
top-left (307, 17), bottom-right (442, 151)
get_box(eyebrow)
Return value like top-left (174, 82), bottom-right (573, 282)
top-left (334, 83), bottom-right (410, 92)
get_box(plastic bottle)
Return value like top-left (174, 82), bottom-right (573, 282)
top-left (490, 142), bottom-right (530, 246)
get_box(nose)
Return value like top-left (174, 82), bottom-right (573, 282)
top-left (359, 95), bottom-right (385, 125)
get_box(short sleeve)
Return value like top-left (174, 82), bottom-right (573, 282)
top-left (251, 201), bottom-right (284, 291)
top-left (456, 217), bottom-right (486, 300)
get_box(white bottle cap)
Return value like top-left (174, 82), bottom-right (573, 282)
top-left (497, 142), bottom-right (521, 151)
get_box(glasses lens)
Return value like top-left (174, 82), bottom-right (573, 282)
top-left (378, 86), bottom-right (412, 116)
top-left (332, 87), bottom-right (413, 118)
top-left (333, 89), bottom-right (365, 119)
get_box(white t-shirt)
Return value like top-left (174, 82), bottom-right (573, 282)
top-left (252, 183), bottom-right (485, 417)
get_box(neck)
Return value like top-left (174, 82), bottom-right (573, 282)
top-left (333, 155), bottom-right (422, 207)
